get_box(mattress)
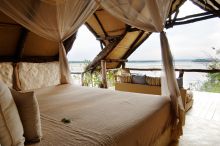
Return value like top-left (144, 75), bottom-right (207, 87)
top-left (29, 84), bottom-right (172, 146)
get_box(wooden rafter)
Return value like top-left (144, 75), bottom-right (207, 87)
top-left (0, 56), bottom-right (58, 63)
top-left (96, 35), bottom-right (123, 41)
top-left (167, 0), bottom-right (220, 28)
top-left (104, 59), bottom-right (128, 63)
top-left (86, 33), bottom-right (126, 71)
top-left (0, 22), bottom-right (21, 27)
top-left (165, 10), bottom-right (220, 28)
top-left (14, 0), bottom-right (41, 62)
top-left (85, 22), bottom-right (106, 47)
top-left (198, 0), bottom-right (216, 10)
top-left (85, 22), bottom-right (99, 38)
top-left (209, 0), bottom-right (220, 9)
top-left (191, 0), bottom-right (216, 11)
top-left (166, 9), bottom-right (179, 29)
top-left (167, 0), bottom-right (186, 22)
top-left (15, 28), bottom-right (29, 62)
top-left (21, 56), bottom-right (58, 62)
top-left (122, 31), bottom-right (145, 57)
top-left (127, 27), bottom-right (141, 32)
top-left (93, 13), bottom-right (108, 37)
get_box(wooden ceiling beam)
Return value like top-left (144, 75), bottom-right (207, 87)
top-left (20, 56), bottom-right (58, 63)
top-left (85, 33), bottom-right (126, 71)
top-left (85, 22), bottom-right (106, 47)
top-left (85, 22), bottom-right (99, 38)
top-left (0, 22), bottom-right (21, 27)
top-left (14, 27), bottom-right (29, 62)
top-left (209, 0), bottom-right (220, 9)
top-left (14, 0), bottom-right (41, 62)
top-left (167, 0), bottom-right (186, 23)
top-left (93, 13), bottom-right (108, 37)
top-left (165, 10), bottom-right (220, 28)
top-left (127, 27), bottom-right (141, 32)
top-left (192, 0), bottom-right (216, 11)
top-left (96, 35), bottom-right (123, 41)
top-left (170, 14), bottom-right (218, 26)
top-left (0, 55), bottom-right (58, 63)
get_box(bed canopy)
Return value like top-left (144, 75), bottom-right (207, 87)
top-left (0, 0), bottom-right (219, 139)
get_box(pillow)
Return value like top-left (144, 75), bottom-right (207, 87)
top-left (177, 77), bottom-right (183, 88)
top-left (131, 75), bottom-right (146, 84)
top-left (116, 75), bottom-right (131, 83)
top-left (10, 89), bottom-right (42, 144)
top-left (0, 80), bottom-right (25, 146)
top-left (146, 76), bottom-right (161, 86)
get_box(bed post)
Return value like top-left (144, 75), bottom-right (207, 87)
top-left (101, 60), bottom-right (107, 88)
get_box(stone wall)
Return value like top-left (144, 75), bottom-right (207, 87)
top-left (0, 62), bottom-right (13, 88)
top-left (0, 61), bottom-right (60, 91)
top-left (19, 62), bottom-right (60, 91)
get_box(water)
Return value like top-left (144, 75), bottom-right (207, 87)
top-left (69, 61), bottom-right (210, 90)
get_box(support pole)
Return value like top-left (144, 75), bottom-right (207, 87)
top-left (179, 70), bottom-right (184, 78)
top-left (121, 62), bottom-right (125, 69)
top-left (101, 60), bottom-right (107, 88)
top-left (81, 72), bottom-right (84, 86)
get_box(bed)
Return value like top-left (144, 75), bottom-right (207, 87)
top-left (28, 84), bottom-right (173, 146)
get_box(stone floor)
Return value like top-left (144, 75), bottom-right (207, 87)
top-left (172, 91), bottom-right (220, 146)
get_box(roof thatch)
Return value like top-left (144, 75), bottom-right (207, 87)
top-left (0, 11), bottom-right (77, 63)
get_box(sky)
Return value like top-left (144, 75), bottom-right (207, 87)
top-left (67, 1), bottom-right (220, 61)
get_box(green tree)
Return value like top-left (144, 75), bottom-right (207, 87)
top-left (82, 60), bottom-right (116, 88)
top-left (200, 48), bottom-right (220, 93)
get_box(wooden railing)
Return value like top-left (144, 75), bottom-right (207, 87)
top-left (126, 68), bottom-right (220, 73)
top-left (126, 68), bottom-right (220, 78)
top-left (71, 68), bottom-right (220, 87)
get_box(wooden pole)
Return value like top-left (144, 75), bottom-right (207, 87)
top-left (101, 60), bottom-right (107, 88)
top-left (81, 72), bottom-right (84, 86)
top-left (121, 62), bottom-right (125, 69)
top-left (179, 70), bottom-right (184, 78)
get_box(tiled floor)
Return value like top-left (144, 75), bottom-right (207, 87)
top-left (172, 91), bottom-right (220, 146)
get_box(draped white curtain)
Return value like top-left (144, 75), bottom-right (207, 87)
top-left (1, 0), bottom-right (184, 137)
top-left (101, 0), bottom-right (184, 137)
top-left (0, 0), bottom-right (99, 84)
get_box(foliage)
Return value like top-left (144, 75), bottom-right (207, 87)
top-left (82, 60), bottom-right (101, 87)
top-left (82, 60), bottom-right (116, 88)
top-left (200, 48), bottom-right (220, 93)
top-left (106, 70), bottom-right (116, 87)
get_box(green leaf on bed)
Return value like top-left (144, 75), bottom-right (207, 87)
top-left (61, 118), bottom-right (71, 124)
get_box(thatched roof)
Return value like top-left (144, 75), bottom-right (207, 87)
top-left (0, 11), bottom-right (77, 63)
top-left (86, 0), bottom-right (220, 71)
top-left (85, 7), bottom-right (151, 70)
top-left (0, 0), bottom-right (219, 69)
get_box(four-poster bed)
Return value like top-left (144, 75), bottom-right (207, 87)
top-left (29, 84), bottom-right (173, 146)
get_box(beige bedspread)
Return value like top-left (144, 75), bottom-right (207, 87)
top-left (29, 84), bottom-right (171, 146)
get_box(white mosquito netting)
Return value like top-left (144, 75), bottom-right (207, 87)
top-left (0, 0), bottom-right (184, 138)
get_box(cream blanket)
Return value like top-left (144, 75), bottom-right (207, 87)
top-left (29, 84), bottom-right (171, 146)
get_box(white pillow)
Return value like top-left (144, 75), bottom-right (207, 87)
top-left (10, 89), bottom-right (42, 144)
top-left (0, 80), bottom-right (25, 146)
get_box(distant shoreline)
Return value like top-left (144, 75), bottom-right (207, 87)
top-left (69, 59), bottom-right (213, 63)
